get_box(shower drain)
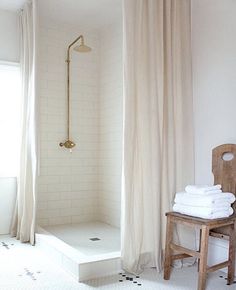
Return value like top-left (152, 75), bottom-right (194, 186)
top-left (89, 238), bottom-right (101, 241)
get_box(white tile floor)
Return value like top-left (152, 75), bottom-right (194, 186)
top-left (44, 222), bottom-right (120, 256)
top-left (0, 235), bottom-right (235, 290)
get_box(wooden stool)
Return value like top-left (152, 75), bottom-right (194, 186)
top-left (163, 144), bottom-right (236, 290)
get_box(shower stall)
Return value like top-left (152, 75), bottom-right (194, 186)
top-left (36, 0), bottom-right (123, 281)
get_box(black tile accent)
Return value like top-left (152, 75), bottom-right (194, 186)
top-left (218, 275), bottom-right (236, 285)
top-left (89, 238), bottom-right (101, 241)
top-left (1, 242), bottom-right (9, 249)
top-left (19, 268), bottom-right (42, 281)
top-left (118, 272), bottom-right (143, 286)
top-left (1, 242), bottom-right (15, 250)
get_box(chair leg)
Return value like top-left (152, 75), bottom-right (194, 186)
top-left (198, 225), bottom-right (209, 290)
top-left (198, 229), bottom-right (202, 272)
top-left (164, 216), bottom-right (174, 280)
top-left (227, 221), bottom-right (236, 285)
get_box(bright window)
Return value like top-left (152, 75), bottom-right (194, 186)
top-left (0, 62), bottom-right (21, 177)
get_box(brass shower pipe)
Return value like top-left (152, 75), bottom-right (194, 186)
top-left (59, 35), bottom-right (91, 150)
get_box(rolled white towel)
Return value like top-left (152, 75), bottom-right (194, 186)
top-left (185, 184), bottom-right (222, 195)
top-left (173, 203), bottom-right (233, 219)
top-left (174, 192), bottom-right (235, 207)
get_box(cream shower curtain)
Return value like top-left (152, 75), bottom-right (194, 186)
top-left (11, 0), bottom-right (38, 245)
top-left (122, 0), bottom-right (194, 274)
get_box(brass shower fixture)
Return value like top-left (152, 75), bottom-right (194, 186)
top-left (59, 35), bottom-right (92, 150)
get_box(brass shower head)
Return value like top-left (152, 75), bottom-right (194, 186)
top-left (74, 36), bottom-right (92, 53)
top-left (74, 44), bottom-right (92, 53)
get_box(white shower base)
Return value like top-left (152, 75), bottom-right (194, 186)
top-left (36, 222), bottom-right (121, 281)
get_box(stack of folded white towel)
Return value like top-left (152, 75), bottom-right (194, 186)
top-left (173, 185), bottom-right (235, 219)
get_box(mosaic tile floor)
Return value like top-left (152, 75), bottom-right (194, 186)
top-left (0, 235), bottom-right (235, 290)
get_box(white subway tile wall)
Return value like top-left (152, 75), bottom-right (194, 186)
top-left (98, 23), bottom-right (123, 227)
top-left (37, 22), bottom-right (122, 227)
top-left (38, 24), bottom-right (100, 226)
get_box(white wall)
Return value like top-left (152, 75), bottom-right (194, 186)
top-left (192, 0), bottom-right (236, 270)
top-left (192, 0), bottom-right (236, 184)
top-left (0, 9), bottom-right (19, 62)
top-left (98, 22), bottom-right (123, 227)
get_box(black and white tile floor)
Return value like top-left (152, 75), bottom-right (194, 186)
top-left (0, 235), bottom-right (235, 290)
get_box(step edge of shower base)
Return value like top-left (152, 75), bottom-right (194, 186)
top-left (35, 226), bottom-right (121, 281)
top-left (78, 257), bottom-right (121, 281)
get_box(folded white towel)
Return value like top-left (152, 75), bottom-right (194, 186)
top-left (173, 203), bottom-right (233, 219)
top-left (174, 192), bottom-right (235, 207)
top-left (185, 184), bottom-right (222, 195)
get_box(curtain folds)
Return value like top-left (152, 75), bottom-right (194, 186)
top-left (121, 0), bottom-right (194, 274)
top-left (11, 0), bottom-right (38, 245)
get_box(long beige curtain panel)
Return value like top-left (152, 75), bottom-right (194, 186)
top-left (121, 0), bottom-right (194, 274)
top-left (11, 0), bottom-right (38, 245)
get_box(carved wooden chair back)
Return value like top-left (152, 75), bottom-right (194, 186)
top-left (212, 144), bottom-right (236, 210)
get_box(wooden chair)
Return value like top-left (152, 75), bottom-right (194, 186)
top-left (163, 144), bottom-right (236, 290)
